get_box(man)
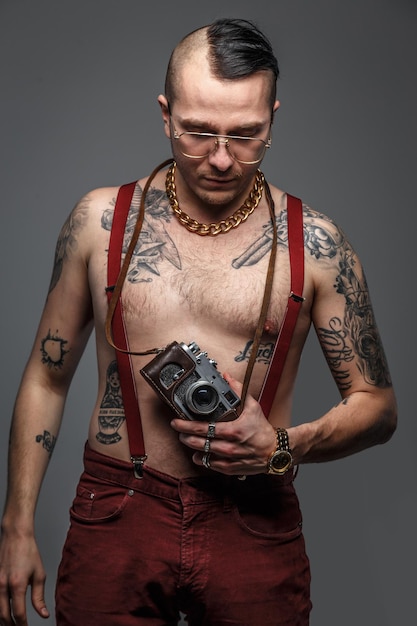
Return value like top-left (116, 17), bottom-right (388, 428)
top-left (0, 18), bottom-right (396, 626)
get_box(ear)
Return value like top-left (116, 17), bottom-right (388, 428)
top-left (158, 94), bottom-right (171, 139)
top-left (271, 99), bottom-right (280, 123)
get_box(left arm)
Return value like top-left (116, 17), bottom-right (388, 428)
top-left (288, 217), bottom-right (397, 464)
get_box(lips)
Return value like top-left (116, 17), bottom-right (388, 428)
top-left (202, 176), bottom-right (236, 187)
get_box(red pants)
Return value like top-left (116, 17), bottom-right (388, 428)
top-left (55, 443), bottom-right (311, 625)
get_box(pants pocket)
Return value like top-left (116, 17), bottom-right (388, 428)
top-left (69, 472), bottom-right (132, 523)
top-left (231, 480), bottom-right (303, 541)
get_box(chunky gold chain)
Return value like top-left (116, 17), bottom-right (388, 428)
top-left (165, 162), bottom-right (264, 236)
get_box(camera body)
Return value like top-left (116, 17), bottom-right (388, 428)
top-left (140, 341), bottom-right (240, 421)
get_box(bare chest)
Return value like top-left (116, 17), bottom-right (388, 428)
top-left (120, 231), bottom-right (291, 340)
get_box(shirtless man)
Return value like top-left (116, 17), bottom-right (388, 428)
top-left (0, 18), bottom-right (397, 626)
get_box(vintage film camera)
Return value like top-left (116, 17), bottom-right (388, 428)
top-left (140, 341), bottom-right (240, 421)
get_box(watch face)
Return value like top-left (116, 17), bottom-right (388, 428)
top-left (269, 450), bottom-right (292, 474)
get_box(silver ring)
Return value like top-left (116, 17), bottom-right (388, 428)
top-left (204, 438), bottom-right (211, 453)
top-left (207, 422), bottom-right (216, 439)
top-left (202, 452), bottom-right (211, 469)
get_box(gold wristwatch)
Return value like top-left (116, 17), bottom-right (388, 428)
top-left (267, 428), bottom-right (293, 475)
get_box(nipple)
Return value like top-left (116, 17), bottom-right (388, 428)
top-left (263, 318), bottom-right (276, 335)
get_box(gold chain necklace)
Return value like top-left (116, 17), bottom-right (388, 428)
top-left (165, 161), bottom-right (265, 236)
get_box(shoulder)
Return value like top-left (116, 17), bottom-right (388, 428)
top-left (269, 185), bottom-right (349, 261)
top-left (54, 184), bottom-right (136, 266)
top-left (300, 202), bottom-right (347, 264)
top-left (68, 182), bottom-right (140, 236)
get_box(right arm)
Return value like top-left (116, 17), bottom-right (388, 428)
top-left (0, 194), bottom-right (95, 625)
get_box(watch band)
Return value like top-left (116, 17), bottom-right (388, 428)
top-left (276, 427), bottom-right (290, 452)
top-left (267, 428), bottom-right (293, 475)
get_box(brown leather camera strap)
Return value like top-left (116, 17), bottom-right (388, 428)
top-left (106, 160), bottom-right (304, 472)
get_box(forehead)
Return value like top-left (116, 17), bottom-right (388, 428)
top-left (172, 56), bottom-right (272, 125)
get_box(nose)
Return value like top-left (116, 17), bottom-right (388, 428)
top-left (207, 137), bottom-right (235, 171)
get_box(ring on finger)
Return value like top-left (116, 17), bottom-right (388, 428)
top-left (206, 422), bottom-right (216, 439)
top-left (204, 438), bottom-right (211, 453)
top-left (202, 452), bottom-right (211, 469)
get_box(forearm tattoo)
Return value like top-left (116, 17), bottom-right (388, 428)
top-left (36, 430), bottom-right (57, 457)
top-left (40, 329), bottom-right (69, 369)
top-left (102, 185), bottom-right (181, 283)
top-left (96, 361), bottom-right (125, 444)
top-left (48, 197), bottom-right (89, 293)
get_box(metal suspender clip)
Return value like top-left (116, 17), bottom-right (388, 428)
top-left (132, 455), bottom-right (148, 479)
top-left (289, 291), bottom-right (305, 303)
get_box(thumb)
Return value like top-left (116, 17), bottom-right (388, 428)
top-left (223, 371), bottom-right (243, 396)
top-left (31, 576), bottom-right (49, 619)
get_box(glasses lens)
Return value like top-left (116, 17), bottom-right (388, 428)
top-left (229, 137), bottom-right (266, 164)
top-left (178, 133), bottom-right (267, 164)
top-left (179, 133), bottom-right (213, 158)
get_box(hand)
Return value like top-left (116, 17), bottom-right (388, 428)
top-left (170, 373), bottom-right (277, 476)
top-left (0, 530), bottom-right (49, 625)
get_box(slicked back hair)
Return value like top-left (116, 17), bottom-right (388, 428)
top-left (165, 18), bottom-right (279, 109)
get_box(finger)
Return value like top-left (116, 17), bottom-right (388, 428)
top-left (222, 372), bottom-right (243, 395)
top-left (178, 432), bottom-right (214, 453)
top-left (9, 585), bottom-right (28, 626)
top-left (31, 574), bottom-right (49, 619)
top-left (222, 373), bottom-right (254, 409)
top-left (192, 451), bottom-right (258, 476)
top-left (171, 418), bottom-right (222, 439)
top-left (0, 589), bottom-right (13, 626)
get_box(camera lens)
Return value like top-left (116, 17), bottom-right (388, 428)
top-left (185, 381), bottom-right (219, 415)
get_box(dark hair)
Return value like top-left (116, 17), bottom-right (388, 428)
top-left (207, 19), bottom-right (279, 83)
top-left (165, 18), bottom-right (279, 107)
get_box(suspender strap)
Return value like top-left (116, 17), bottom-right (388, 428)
top-left (106, 181), bottom-right (147, 477)
top-left (259, 194), bottom-right (305, 416)
top-left (107, 183), bottom-right (304, 468)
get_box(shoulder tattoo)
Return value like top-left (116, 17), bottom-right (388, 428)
top-left (101, 184), bottom-right (181, 283)
top-left (232, 204), bottom-right (344, 269)
top-left (48, 196), bottom-right (90, 293)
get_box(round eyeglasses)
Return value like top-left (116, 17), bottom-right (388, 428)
top-left (172, 125), bottom-right (271, 165)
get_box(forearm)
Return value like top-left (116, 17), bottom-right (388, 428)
top-left (2, 375), bottom-right (66, 533)
top-left (288, 388), bottom-right (397, 465)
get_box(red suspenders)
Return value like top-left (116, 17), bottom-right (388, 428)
top-left (258, 193), bottom-right (305, 415)
top-left (106, 181), bottom-right (305, 473)
top-left (106, 182), bottom-right (147, 476)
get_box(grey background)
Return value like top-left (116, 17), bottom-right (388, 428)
top-left (1, 0), bottom-right (415, 624)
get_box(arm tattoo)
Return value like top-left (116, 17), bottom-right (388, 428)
top-left (96, 361), bottom-right (125, 444)
top-left (238, 203), bottom-right (391, 391)
top-left (317, 317), bottom-right (354, 391)
top-left (40, 329), bottom-right (69, 369)
top-left (48, 197), bottom-right (89, 293)
top-left (335, 249), bottom-right (392, 388)
top-left (36, 430), bottom-right (57, 457)
top-left (101, 185), bottom-right (181, 283)
top-left (318, 242), bottom-right (391, 390)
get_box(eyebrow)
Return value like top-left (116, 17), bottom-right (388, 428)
top-left (175, 115), bottom-right (267, 135)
